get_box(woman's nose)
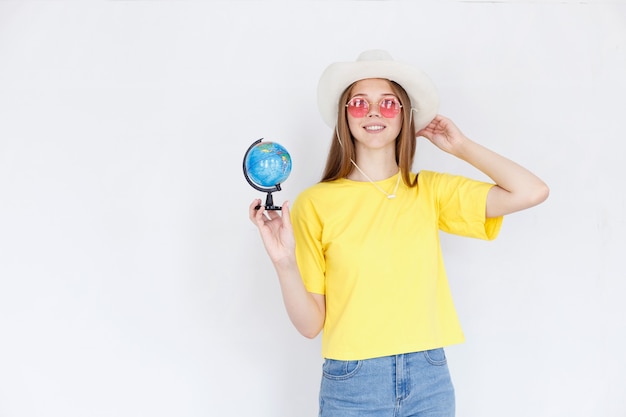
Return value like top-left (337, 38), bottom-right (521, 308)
top-left (367, 102), bottom-right (382, 117)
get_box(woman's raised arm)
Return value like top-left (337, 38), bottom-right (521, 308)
top-left (417, 115), bottom-right (549, 218)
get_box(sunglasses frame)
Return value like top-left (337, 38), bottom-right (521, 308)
top-left (345, 96), bottom-right (403, 118)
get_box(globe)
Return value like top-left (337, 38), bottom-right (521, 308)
top-left (244, 140), bottom-right (292, 189)
top-left (243, 138), bottom-right (292, 210)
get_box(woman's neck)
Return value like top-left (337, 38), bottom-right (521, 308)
top-left (348, 150), bottom-right (398, 182)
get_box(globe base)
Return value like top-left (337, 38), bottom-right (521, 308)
top-left (254, 192), bottom-right (282, 211)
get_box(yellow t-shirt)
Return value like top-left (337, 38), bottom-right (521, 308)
top-left (291, 170), bottom-right (503, 360)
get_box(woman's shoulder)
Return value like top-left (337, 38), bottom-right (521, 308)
top-left (297, 179), bottom-right (347, 198)
top-left (416, 170), bottom-right (496, 200)
top-left (291, 180), bottom-right (347, 218)
top-left (414, 170), bottom-right (441, 188)
top-left (415, 170), bottom-right (442, 181)
top-left (416, 170), bottom-right (470, 186)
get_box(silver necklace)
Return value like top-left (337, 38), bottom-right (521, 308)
top-left (350, 160), bottom-right (401, 199)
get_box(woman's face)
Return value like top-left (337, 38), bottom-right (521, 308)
top-left (346, 78), bottom-right (403, 154)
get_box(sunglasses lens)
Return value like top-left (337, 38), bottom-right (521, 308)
top-left (346, 98), bottom-right (369, 118)
top-left (379, 98), bottom-right (401, 118)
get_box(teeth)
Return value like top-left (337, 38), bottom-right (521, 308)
top-left (365, 125), bottom-right (384, 131)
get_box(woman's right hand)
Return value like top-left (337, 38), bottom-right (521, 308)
top-left (249, 199), bottom-right (295, 264)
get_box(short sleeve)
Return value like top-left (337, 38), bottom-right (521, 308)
top-left (422, 171), bottom-right (503, 240)
top-left (290, 192), bottom-right (326, 295)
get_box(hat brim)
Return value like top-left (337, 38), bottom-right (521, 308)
top-left (317, 59), bottom-right (439, 133)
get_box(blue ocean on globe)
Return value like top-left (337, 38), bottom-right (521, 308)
top-left (244, 141), bottom-right (292, 188)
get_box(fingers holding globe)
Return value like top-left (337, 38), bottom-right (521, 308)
top-left (243, 138), bottom-right (292, 210)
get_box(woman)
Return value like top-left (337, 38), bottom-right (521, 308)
top-left (249, 50), bottom-right (549, 417)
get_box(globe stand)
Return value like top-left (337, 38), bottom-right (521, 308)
top-left (243, 138), bottom-right (286, 211)
top-left (255, 185), bottom-right (282, 211)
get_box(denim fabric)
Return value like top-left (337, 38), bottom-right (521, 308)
top-left (319, 349), bottom-right (455, 417)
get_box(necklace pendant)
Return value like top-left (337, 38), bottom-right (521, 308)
top-left (387, 194), bottom-right (396, 199)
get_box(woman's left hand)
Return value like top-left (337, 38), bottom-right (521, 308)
top-left (416, 114), bottom-right (467, 156)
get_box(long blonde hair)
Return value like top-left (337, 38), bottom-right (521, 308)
top-left (320, 80), bottom-right (418, 187)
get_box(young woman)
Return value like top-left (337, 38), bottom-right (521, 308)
top-left (249, 50), bottom-right (549, 417)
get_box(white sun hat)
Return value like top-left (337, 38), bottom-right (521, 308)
top-left (317, 49), bottom-right (439, 133)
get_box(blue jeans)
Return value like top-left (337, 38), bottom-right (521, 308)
top-left (319, 349), bottom-right (455, 417)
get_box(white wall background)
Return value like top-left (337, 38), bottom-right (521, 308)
top-left (0, 1), bottom-right (624, 416)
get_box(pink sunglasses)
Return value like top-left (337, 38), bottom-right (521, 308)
top-left (345, 96), bottom-right (403, 118)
